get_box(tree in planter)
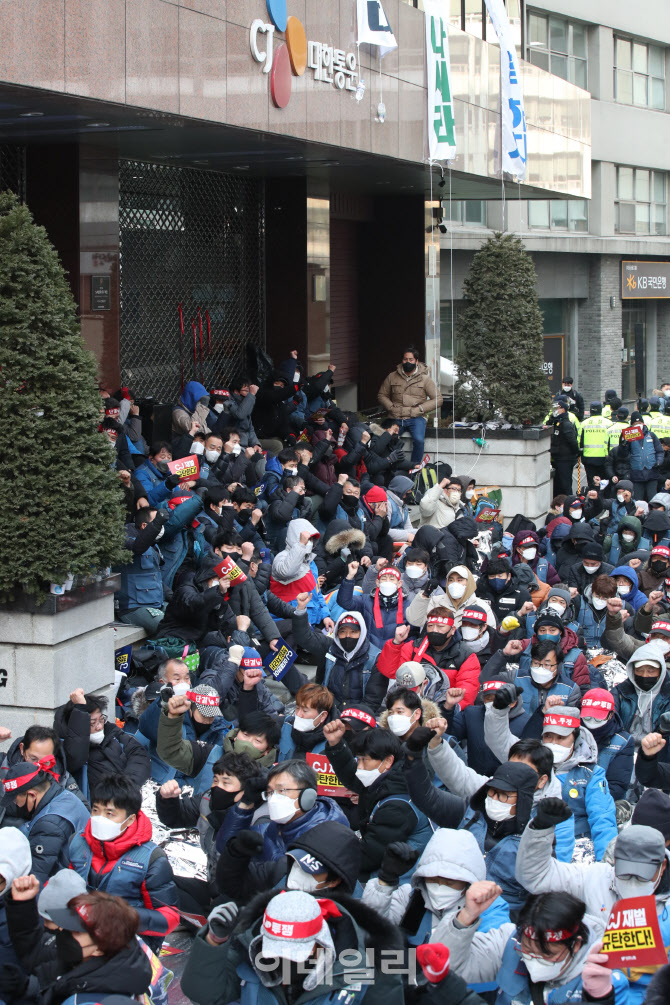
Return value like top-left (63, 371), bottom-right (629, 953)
top-left (454, 232), bottom-right (552, 425)
top-left (0, 191), bottom-right (127, 600)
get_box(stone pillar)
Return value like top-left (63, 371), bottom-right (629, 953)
top-left (656, 301), bottom-right (670, 381)
top-left (577, 255), bottom-right (622, 404)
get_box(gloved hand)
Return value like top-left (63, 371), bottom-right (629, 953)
top-left (581, 942), bottom-right (612, 1000)
top-left (228, 644), bottom-right (245, 666)
top-left (416, 944), bottom-right (450, 985)
top-left (0, 964), bottom-right (28, 999)
top-left (404, 726), bottom-right (436, 754)
top-left (492, 684), bottom-right (523, 711)
top-left (389, 448), bottom-right (405, 464)
top-left (165, 474), bottom-right (180, 490)
top-left (207, 902), bottom-right (238, 943)
top-left (423, 578), bottom-right (440, 597)
top-left (532, 797), bottom-right (573, 830)
top-left (241, 774), bottom-right (268, 809)
top-left (378, 842), bottom-right (421, 886)
top-left (227, 829), bottom-right (265, 859)
top-left (501, 615), bottom-right (520, 632)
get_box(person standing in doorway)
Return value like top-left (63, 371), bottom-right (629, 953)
top-left (377, 347), bottom-right (443, 464)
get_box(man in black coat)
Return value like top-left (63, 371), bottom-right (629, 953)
top-left (549, 395), bottom-right (579, 495)
top-left (159, 559), bottom-right (237, 647)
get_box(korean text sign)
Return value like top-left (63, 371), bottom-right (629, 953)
top-left (306, 752), bottom-right (355, 799)
top-left (167, 454), bottom-right (199, 482)
top-left (263, 638), bottom-right (298, 681)
top-left (424, 0), bottom-right (456, 162)
top-left (601, 896), bottom-right (667, 970)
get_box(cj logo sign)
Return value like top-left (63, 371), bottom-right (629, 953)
top-left (250, 0), bottom-right (307, 109)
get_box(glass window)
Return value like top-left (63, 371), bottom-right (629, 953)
top-left (572, 23), bottom-right (587, 60)
top-left (618, 167), bottom-right (634, 201)
top-left (528, 198), bottom-right (588, 232)
top-left (568, 200), bottom-right (588, 232)
top-left (443, 201), bottom-right (488, 227)
top-left (528, 200), bottom-right (550, 228)
top-left (615, 36), bottom-right (665, 109)
top-left (526, 10), bottom-right (587, 89)
top-left (636, 170), bottom-right (650, 202)
top-left (464, 0), bottom-right (483, 39)
top-left (528, 12), bottom-right (547, 47)
top-left (538, 299), bottom-right (564, 334)
top-left (549, 17), bottom-right (568, 54)
top-left (550, 201), bottom-right (568, 229)
top-left (616, 167), bottom-right (667, 236)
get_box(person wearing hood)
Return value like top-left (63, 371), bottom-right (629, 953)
top-left (181, 888), bottom-right (405, 1005)
top-left (323, 719), bottom-right (433, 880)
top-left (172, 379), bottom-right (212, 435)
top-left (315, 519), bottom-right (369, 591)
top-left (158, 557), bottom-right (237, 647)
top-left (635, 542), bottom-right (670, 594)
top-left (611, 564), bottom-right (648, 610)
top-left (291, 600), bottom-right (380, 703)
top-left (512, 530), bottom-right (559, 585)
top-left (67, 773), bottom-right (178, 952)
top-left (412, 525), bottom-right (447, 579)
top-left (484, 704), bottom-right (617, 860)
top-left (649, 489), bottom-right (670, 513)
top-left (604, 512), bottom-right (643, 564)
top-left (571, 573), bottom-right (620, 647)
top-left (554, 521), bottom-right (596, 579)
top-left (270, 518), bottom-right (333, 629)
top-left (543, 515), bottom-right (572, 569)
top-left (0, 828), bottom-right (31, 965)
top-left (253, 370), bottom-right (298, 444)
top-left (277, 683), bottom-right (339, 761)
top-left (524, 586), bottom-right (579, 639)
top-left (386, 475), bottom-right (416, 541)
top-left (447, 672), bottom-right (530, 777)
top-left (516, 805), bottom-right (670, 1004)
top-left (565, 541), bottom-right (614, 595)
top-left (617, 409), bottom-right (664, 501)
top-left (337, 560), bottom-right (410, 650)
top-left (641, 504), bottom-right (670, 550)
top-left (408, 565), bottom-right (495, 630)
top-left (476, 557), bottom-right (534, 624)
top-left (599, 478), bottom-right (636, 535)
top-left (614, 640), bottom-right (670, 744)
top-left (432, 516), bottom-right (482, 574)
top-left (419, 476), bottom-right (466, 529)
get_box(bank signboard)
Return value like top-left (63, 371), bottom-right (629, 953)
top-left (622, 261), bottom-right (670, 299)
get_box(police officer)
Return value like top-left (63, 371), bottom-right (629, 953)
top-left (579, 402), bottom-right (611, 488)
top-left (560, 376), bottom-right (584, 422)
top-left (602, 389), bottom-right (619, 420)
top-left (607, 405), bottom-right (630, 450)
top-left (548, 396), bottom-right (579, 496)
top-left (647, 396), bottom-right (670, 439)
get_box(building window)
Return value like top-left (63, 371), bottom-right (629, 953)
top-left (526, 10), bottom-right (587, 89)
top-left (404, 0), bottom-right (525, 49)
top-left (616, 167), bottom-right (667, 235)
top-left (444, 200), bottom-right (488, 227)
top-left (528, 199), bottom-right (588, 232)
top-left (614, 37), bottom-right (665, 110)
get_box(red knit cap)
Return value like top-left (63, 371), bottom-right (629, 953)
top-left (364, 486), bottom-right (387, 504)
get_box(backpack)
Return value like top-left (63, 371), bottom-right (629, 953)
top-left (145, 637), bottom-right (198, 661)
top-left (411, 463), bottom-right (438, 503)
top-left (506, 513), bottom-right (537, 536)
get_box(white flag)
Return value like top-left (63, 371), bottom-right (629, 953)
top-left (424, 0), bottom-right (456, 162)
top-left (357, 0), bottom-right (398, 57)
top-left (484, 0), bottom-right (527, 180)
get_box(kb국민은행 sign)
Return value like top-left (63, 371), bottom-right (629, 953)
top-left (601, 895), bottom-right (667, 970)
top-left (622, 261), bottom-right (670, 299)
top-left (306, 752), bottom-right (355, 799)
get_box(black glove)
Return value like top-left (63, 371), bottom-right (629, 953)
top-left (165, 474), bottom-right (180, 490)
top-left (226, 829), bottom-right (265, 859)
top-left (404, 726), bottom-right (436, 754)
top-left (155, 508), bottom-right (171, 526)
top-left (378, 842), bottom-right (421, 886)
top-left (492, 684), bottom-right (523, 711)
top-left (423, 578), bottom-right (440, 597)
top-left (0, 964), bottom-right (28, 999)
top-left (241, 774), bottom-right (268, 810)
top-left (389, 448), bottom-right (405, 464)
top-left (532, 797), bottom-right (573, 830)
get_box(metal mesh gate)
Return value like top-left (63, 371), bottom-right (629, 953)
top-left (119, 160), bottom-right (265, 401)
top-left (0, 145), bottom-right (26, 201)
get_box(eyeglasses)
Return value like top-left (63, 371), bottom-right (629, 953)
top-left (262, 787), bottom-right (305, 800)
top-left (487, 789), bottom-right (517, 804)
top-left (530, 660), bottom-right (557, 671)
top-left (89, 715), bottom-right (107, 729)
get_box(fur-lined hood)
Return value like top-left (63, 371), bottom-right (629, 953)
top-left (324, 527), bottom-right (367, 555)
top-left (378, 698), bottom-right (440, 729)
top-left (130, 685), bottom-right (158, 718)
top-left (369, 422), bottom-right (385, 437)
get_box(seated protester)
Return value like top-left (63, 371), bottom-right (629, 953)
top-left (447, 674), bottom-right (530, 778)
top-left (278, 683), bottom-right (338, 761)
top-left (572, 573), bottom-right (617, 648)
top-left (132, 656), bottom-right (192, 724)
top-left (319, 475), bottom-right (368, 532)
top-left (291, 600), bottom-right (379, 702)
top-left (0, 759), bottom-right (90, 887)
top-left (315, 519), bottom-right (368, 592)
top-left (157, 490), bottom-right (205, 591)
top-left (542, 516), bottom-right (572, 570)
top-left (323, 719), bottom-right (432, 882)
top-left (512, 530), bottom-right (560, 586)
top-left (380, 686), bottom-right (438, 742)
top-left (476, 557), bottom-right (534, 625)
top-left (263, 447), bottom-right (300, 503)
top-left (613, 641), bottom-right (670, 745)
top-left (566, 541), bottom-right (614, 596)
top-left (358, 485), bottom-right (394, 562)
top-left (68, 774), bottom-right (179, 953)
top-left (198, 645), bottom-right (283, 721)
top-left (457, 604), bottom-right (496, 668)
top-left (115, 506), bottom-right (170, 637)
top-left (215, 759), bottom-right (349, 863)
top-left (197, 432), bottom-right (225, 481)
top-left (485, 703), bottom-right (618, 861)
top-left (173, 379), bottom-right (211, 434)
top-left (270, 518), bottom-right (333, 629)
top-left (554, 522), bottom-right (596, 581)
top-left (489, 610), bottom-right (590, 694)
top-left (266, 475), bottom-right (314, 550)
top-left (638, 543), bottom-right (670, 594)
top-left (157, 692), bottom-right (279, 786)
top-left (386, 475), bottom-right (416, 542)
top-left (611, 564), bottom-right (648, 611)
top-left (0, 724), bottom-right (87, 809)
top-left (155, 751), bottom-right (264, 913)
top-left (181, 889), bottom-right (405, 1005)
top-left (134, 440), bottom-right (183, 507)
top-left (216, 820), bottom-right (361, 906)
top-left (439, 887), bottom-right (614, 1004)
top-left (398, 548), bottom-right (434, 604)
top-left (362, 828), bottom-right (510, 952)
top-left (636, 731), bottom-right (670, 789)
top-left (54, 690), bottom-right (150, 796)
top-left (488, 637), bottom-right (581, 729)
top-left (373, 609), bottom-right (481, 710)
top-left (5, 888), bottom-right (153, 1005)
top-left (600, 478), bottom-right (635, 536)
top-left (0, 829), bottom-right (31, 966)
top-left (337, 561), bottom-right (410, 650)
top-left (158, 557), bottom-right (236, 648)
top-left (193, 487), bottom-right (235, 543)
top-left (227, 377), bottom-right (261, 447)
top-left (293, 441), bottom-right (332, 501)
top-left (579, 688), bottom-right (635, 801)
top-left (407, 565), bottom-right (496, 631)
top-left (206, 540), bottom-right (282, 652)
top-left (516, 807), bottom-right (670, 1003)
top-left (605, 513), bottom-right (643, 565)
top-left (229, 487), bottom-right (265, 549)
top-left (419, 476), bottom-right (465, 529)
top-left (431, 516), bottom-right (482, 575)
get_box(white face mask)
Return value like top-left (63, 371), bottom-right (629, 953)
top-left (622, 533), bottom-right (635, 543)
top-left (485, 796), bottom-right (514, 822)
top-left (387, 713), bottom-right (415, 736)
top-left (90, 814), bottom-right (130, 842)
top-left (405, 565), bottom-right (425, 580)
top-left (293, 371), bottom-right (300, 383)
top-left (286, 861), bottom-right (320, 892)
top-left (267, 792), bottom-right (298, 824)
top-left (531, 666), bottom-right (556, 686)
top-left (616, 493), bottom-right (625, 504)
top-left (592, 596), bottom-right (608, 610)
top-left (293, 713), bottom-right (319, 733)
top-left (448, 491), bottom-right (461, 505)
top-left (191, 441), bottom-right (205, 455)
top-left (205, 449), bottom-right (221, 463)
top-left (617, 584), bottom-right (630, 595)
top-left (231, 443), bottom-right (242, 456)
top-left (425, 883), bottom-right (464, 913)
top-left (562, 385), bottom-right (572, 393)
top-left (155, 526), bottom-right (165, 541)
top-left (583, 563), bottom-right (600, 574)
top-left (285, 467), bottom-right (298, 476)
top-left (213, 403), bottom-right (225, 414)
top-left (522, 548), bottom-right (537, 561)
top-left (570, 509), bottom-right (582, 520)
top-left (581, 716), bottom-right (605, 731)
top-left (379, 581), bottom-right (398, 597)
top-left (461, 625), bottom-right (482, 642)
top-left (89, 729), bottom-right (105, 745)
top-left (355, 766), bottom-right (383, 787)
top-left (171, 681), bottom-right (190, 696)
top-left (652, 639), bottom-right (670, 654)
top-left (304, 541), bottom-right (313, 554)
top-left (447, 581), bottom-right (467, 599)
top-left (543, 741), bottom-right (573, 764)
top-left (522, 953), bottom-right (569, 984)
top-left (547, 602), bottom-right (565, 617)
top-left (465, 489), bottom-right (475, 500)
top-left (616, 876), bottom-right (657, 900)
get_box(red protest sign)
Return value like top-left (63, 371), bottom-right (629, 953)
top-left (306, 753), bottom-right (354, 799)
top-left (622, 425), bottom-right (644, 443)
top-left (601, 895), bottom-right (667, 970)
top-left (214, 555), bottom-right (248, 584)
top-left (167, 454), bottom-right (200, 481)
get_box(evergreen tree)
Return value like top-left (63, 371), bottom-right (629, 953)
top-left (0, 191), bottom-right (127, 600)
top-left (454, 232), bottom-right (552, 425)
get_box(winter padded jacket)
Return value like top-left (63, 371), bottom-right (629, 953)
top-left (378, 361), bottom-right (443, 420)
top-left (377, 635), bottom-right (481, 708)
top-left (10, 781), bottom-right (90, 887)
top-left (336, 574), bottom-right (410, 651)
top-left (292, 607), bottom-right (380, 703)
top-left (53, 705), bottom-right (150, 794)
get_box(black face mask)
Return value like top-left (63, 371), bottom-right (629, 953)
top-left (634, 674), bottom-right (659, 692)
top-left (341, 495), bottom-right (359, 511)
top-left (402, 362), bottom-right (416, 373)
top-left (426, 630), bottom-right (449, 648)
top-left (236, 509), bottom-right (251, 525)
top-left (14, 798), bottom-right (34, 821)
top-left (209, 787), bottom-right (238, 813)
top-left (192, 716), bottom-right (211, 736)
top-left (651, 560), bottom-right (668, 575)
top-left (155, 460), bottom-right (169, 473)
top-left (339, 636), bottom-right (358, 653)
top-left (56, 929), bottom-right (84, 971)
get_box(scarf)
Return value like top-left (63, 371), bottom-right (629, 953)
top-left (373, 585), bottom-right (404, 630)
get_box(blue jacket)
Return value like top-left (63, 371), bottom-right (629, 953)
top-left (276, 560), bottom-right (331, 627)
top-left (514, 665), bottom-right (580, 718)
top-left (160, 495), bottom-right (205, 589)
top-left (573, 598), bottom-right (608, 647)
top-left (623, 425), bottom-right (663, 480)
top-left (462, 812), bottom-right (526, 914)
top-left (610, 565), bottom-right (648, 611)
top-left (450, 704), bottom-right (530, 778)
top-left (116, 526), bottom-right (164, 613)
top-left (19, 783), bottom-right (91, 886)
top-left (277, 718), bottom-right (328, 761)
top-left (555, 731), bottom-right (618, 859)
top-left (607, 499), bottom-right (633, 536)
top-left (336, 576), bottom-right (410, 651)
top-left (216, 796), bottom-right (349, 861)
top-left (135, 459), bottom-right (171, 507)
top-left (137, 697), bottom-right (232, 785)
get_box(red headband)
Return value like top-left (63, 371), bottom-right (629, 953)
top-left (378, 567), bottom-right (401, 581)
top-left (339, 615), bottom-right (360, 627)
top-left (543, 712), bottom-right (580, 730)
top-left (211, 389), bottom-right (230, 397)
top-left (263, 898), bottom-right (341, 940)
top-left (341, 708), bottom-right (376, 729)
top-left (168, 495), bottom-right (191, 510)
top-left (186, 691), bottom-right (220, 707)
top-left (520, 537), bottom-right (536, 547)
top-left (483, 681), bottom-right (505, 692)
top-left (241, 656), bottom-right (263, 669)
top-left (3, 755), bottom-right (60, 791)
top-left (523, 924), bottom-right (579, 944)
top-left (463, 609), bottom-right (486, 623)
top-left (427, 616), bottom-right (454, 626)
top-left (651, 621), bottom-right (670, 633)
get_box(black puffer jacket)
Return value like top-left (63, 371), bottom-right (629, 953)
top-left (159, 560), bottom-right (236, 644)
top-left (643, 965), bottom-right (670, 1005)
top-left (53, 705), bottom-right (150, 791)
top-left (435, 516), bottom-right (480, 574)
top-left (554, 522), bottom-right (595, 579)
top-left (314, 520), bottom-right (369, 589)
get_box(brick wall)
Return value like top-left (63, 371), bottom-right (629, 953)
top-left (577, 255), bottom-right (622, 404)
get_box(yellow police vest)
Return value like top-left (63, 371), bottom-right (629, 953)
top-left (603, 404), bottom-right (613, 420)
top-left (608, 421), bottom-right (628, 449)
top-left (648, 410), bottom-right (670, 439)
top-left (581, 416), bottom-right (611, 458)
